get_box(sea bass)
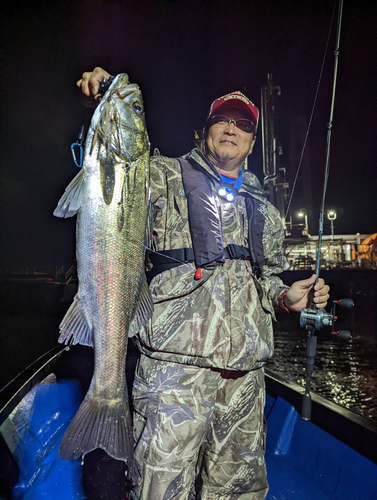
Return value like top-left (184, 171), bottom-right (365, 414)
top-left (54, 74), bottom-right (152, 468)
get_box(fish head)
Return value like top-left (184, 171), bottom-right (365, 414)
top-left (100, 75), bottom-right (150, 162)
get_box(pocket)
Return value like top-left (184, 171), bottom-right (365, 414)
top-left (141, 271), bottom-right (217, 358)
top-left (132, 360), bottom-right (208, 469)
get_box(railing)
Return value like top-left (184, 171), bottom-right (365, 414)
top-left (64, 265), bottom-right (76, 284)
top-left (284, 234), bottom-right (376, 270)
top-left (0, 266), bottom-right (55, 277)
top-left (0, 264), bottom-right (78, 283)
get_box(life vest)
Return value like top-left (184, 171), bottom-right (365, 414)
top-left (147, 156), bottom-right (266, 282)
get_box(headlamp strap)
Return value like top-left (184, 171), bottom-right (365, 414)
top-left (219, 169), bottom-right (244, 192)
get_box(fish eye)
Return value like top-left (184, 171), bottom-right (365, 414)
top-left (133, 103), bottom-right (143, 114)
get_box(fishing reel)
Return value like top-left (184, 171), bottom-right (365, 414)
top-left (300, 298), bottom-right (354, 340)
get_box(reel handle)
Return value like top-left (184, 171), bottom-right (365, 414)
top-left (334, 299), bottom-right (354, 309)
top-left (332, 330), bottom-right (352, 341)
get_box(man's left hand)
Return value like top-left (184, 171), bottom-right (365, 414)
top-left (284, 274), bottom-right (330, 313)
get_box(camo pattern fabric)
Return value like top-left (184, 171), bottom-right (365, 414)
top-left (132, 354), bottom-right (268, 500)
top-left (136, 148), bottom-right (288, 371)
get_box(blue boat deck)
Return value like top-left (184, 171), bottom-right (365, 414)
top-left (265, 395), bottom-right (377, 500)
top-left (1, 370), bottom-right (377, 499)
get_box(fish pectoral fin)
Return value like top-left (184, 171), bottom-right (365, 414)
top-left (128, 274), bottom-right (154, 337)
top-left (58, 295), bottom-right (93, 347)
top-left (145, 196), bottom-right (153, 250)
top-left (54, 169), bottom-right (85, 218)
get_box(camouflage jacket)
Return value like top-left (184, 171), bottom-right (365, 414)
top-left (136, 148), bottom-right (288, 371)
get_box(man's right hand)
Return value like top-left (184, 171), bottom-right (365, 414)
top-left (76, 67), bottom-right (111, 107)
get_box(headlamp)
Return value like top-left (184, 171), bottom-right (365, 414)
top-left (217, 169), bottom-right (244, 202)
top-left (218, 186), bottom-right (237, 202)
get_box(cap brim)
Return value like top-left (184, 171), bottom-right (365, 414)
top-left (215, 102), bottom-right (256, 122)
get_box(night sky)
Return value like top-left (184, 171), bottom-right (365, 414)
top-left (1, 0), bottom-right (376, 267)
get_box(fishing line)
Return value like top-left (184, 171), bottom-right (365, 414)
top-left (314, 0), bottom-right (344, 283)
top-left (299, 0), bottom-right (348, 423)
top-left (284, 0), bottom-right (337, 221)
top-left (144, 247), bottom-right (190, 267)
top-left (0, 345), bottom-right (64, 394)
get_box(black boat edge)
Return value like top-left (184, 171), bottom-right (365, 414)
top-left (265, 367), bottom-right (377, 464)
top-left (1, 346), bottom-right (376, 464)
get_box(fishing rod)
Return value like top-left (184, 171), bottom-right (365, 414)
top-left (297, 0), bottom-right (354, 421)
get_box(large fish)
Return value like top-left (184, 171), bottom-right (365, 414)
top-left (54, 74), bottom-right (152, 469)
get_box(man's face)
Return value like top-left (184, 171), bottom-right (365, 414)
top-left (205, 107), bottom-right (256, 168)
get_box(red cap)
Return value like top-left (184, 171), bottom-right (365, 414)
top-left (208, 91), bottom-right (259, 128)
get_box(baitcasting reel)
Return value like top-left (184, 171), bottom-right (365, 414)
top-left (300, 298), bottom-right (354, 340)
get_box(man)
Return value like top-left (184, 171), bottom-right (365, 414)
top-left (77, 68), bottom-right (330, 500)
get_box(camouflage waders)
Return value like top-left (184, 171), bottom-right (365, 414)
top-left (137, 150), bottom-right (288, 372)
top-left (132, 354), bottom-right (268, 500)
top-left (132, 149), bottom-right (287, 498)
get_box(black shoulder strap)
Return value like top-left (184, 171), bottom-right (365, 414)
top-left (242, 194), bottom-right (265, 278)
top-left (178, 158), bottom-right (225, 268)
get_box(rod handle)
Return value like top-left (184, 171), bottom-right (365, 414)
top-left (301, 393), bottom-right (312, 421)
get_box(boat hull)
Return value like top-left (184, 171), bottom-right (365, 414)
top-left (1, 345), bottom-right (376, 500)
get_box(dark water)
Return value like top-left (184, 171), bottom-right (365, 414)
top-left (268, 328), bottom-right (377, 421)
top-left (268, 269), bottom-right (377, 422)
top-left (0, 281), bottom-right (68, 393)
top-left (1, 270), bottom-right (376, 423)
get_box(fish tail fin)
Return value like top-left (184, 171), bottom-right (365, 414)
top-left (59, 392), bottom-right (134, 470)
top-left (54, 168), bottom-right (85, 218)
top-left (58, 295), bottom-right (93, 347)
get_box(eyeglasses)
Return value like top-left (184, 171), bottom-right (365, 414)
top-left (209, 115), bottom-right (256, 133)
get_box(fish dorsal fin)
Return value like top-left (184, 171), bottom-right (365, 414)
top-left (128, 274), bottom-right (154, 337)
top-left (54, 169), bottom-right (85, 218)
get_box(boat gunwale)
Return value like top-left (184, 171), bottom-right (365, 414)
top-left (1, 349), bottom-right (376, 464)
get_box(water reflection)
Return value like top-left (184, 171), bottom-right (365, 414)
top-left (268, 328), bottom-right (377, 421)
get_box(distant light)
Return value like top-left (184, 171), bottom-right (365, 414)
top-left (298, 209), bottom-right (307, 218)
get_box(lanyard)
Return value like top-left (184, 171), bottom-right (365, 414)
top-left (219, 169), bottom-right (244, 191)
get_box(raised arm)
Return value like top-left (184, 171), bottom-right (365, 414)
top-left (76, 67), bottom-right (112, 107)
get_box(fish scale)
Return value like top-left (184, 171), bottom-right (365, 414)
top-left (54, 74), bottom-right (153, 473)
